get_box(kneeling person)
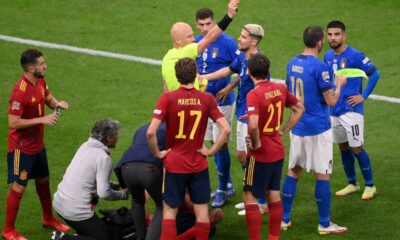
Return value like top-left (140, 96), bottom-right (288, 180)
top-left (52, 119), bottom-right (128, 240)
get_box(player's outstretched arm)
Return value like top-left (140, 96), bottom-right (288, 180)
top-left (323, 75), bottom-right (347, 106)
top-left (197, 0), bottom-right (239, 54)
top-left (200, 67), bottom-right (233, 81)
top-left (279, 101), bottom-right (305, 136)
top-left (198, 117), bottom-right (231, 156)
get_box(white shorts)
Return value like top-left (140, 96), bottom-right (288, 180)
top-left (236, 121), bottom-right (247, 152)
top-left (204, 104), bottom-right (235, 142)
top-left (288, 129), bottom-right (333, 174)
top-left (331, 112), bottom-right (364, 147)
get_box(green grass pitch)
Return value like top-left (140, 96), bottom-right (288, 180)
top-left (0, 0), bottom-right (399, 239)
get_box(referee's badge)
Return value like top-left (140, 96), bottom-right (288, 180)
top-left (340, 58), bottom-right (347, 69)
top-left (212, 48), bottom-right (218, 58)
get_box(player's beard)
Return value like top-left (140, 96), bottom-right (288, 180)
top-left (33, 70), bottom-right (45, 78)
top-left (329, 41), bottom-right (343, 50)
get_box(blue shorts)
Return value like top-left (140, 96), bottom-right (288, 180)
top-left (243, 157), bottom-right (284, 198)
top-left (7, 148), bottom-right (49, 186)
top-left (163, 168), bottom-right (211, 208)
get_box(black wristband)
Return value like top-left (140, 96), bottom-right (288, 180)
top-left (217, 14), bottom-right (233, 31)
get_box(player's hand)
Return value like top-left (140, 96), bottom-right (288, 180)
top-left (122, 188), bottom-right (129, 194)
top-left (42, 113), bottom-right (59, 126)
top-left (157, 149), bottom-right (171, 159)
top-left (197, 145), bottom-right (213, 157)
top-left (216, 86), bottom-right (231, 102)
top-left (245, 136), bottom-right (252, 149)
top-left (56, 101), bottom-right (69, 110)
top-left (347, 94), bottom-right (364, 106)
top-left (198, 74), bottom-right (205, 85)
top-left (335, 75), bottom-right (347, 88)
top-left (227, 0), bottom-right (239, 18)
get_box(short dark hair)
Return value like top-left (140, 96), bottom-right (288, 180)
top-left (303, 26), bottom-right (324, 48)
top-left (175, 58), bottom-right (197, 85)
top-left (20, 48), bottom-right (43, 71)
top-left (196, 8), bottom-right (214, 21)
top-left (90, 119), bottom-right (120, 145)
top-left (327, 20), bottom-right (346, 32)
top-left (248, 54), bottom-right (270, 80)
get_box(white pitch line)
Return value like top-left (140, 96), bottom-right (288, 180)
top-left (1, 34), bottom-right (399, 104)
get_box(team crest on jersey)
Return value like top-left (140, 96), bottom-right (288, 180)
top-left (340, 58), bottom-right (347, 68)
top-left (20, 169), bottom-right (28, 180)
top-left (212, 48), bottom-right (218, 58)
top-left (11, 101), bottom-right (21, 110)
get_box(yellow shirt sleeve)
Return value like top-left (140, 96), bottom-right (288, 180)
top-left (162, 43), bottom-right (200, 91)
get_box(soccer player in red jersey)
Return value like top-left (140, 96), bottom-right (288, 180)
top-left (2, 49), bottom-right (70, 240)
top-left (243, 54), bottom-right (304, 240)
top-left (147, 57), bottom-right (231, 240)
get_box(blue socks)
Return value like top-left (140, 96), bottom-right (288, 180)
top-left (341, 150), bottom-right (357, 184)
top-left (315, 180), bottom-right (331, 228)
top-left (341, 149), bottom-right (374, 186)
top-left (282, 175), bottom-right (298, 223)
top-left (355, 149), bottom-right (374, 186)
top-left (216, 148), bottom-right (231, 191)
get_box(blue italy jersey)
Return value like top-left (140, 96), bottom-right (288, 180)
top-left (229, 51), bottom-right (270, 123)
top-left (324, 46), bottom-right (377, 117)
top-left (286, 54), bottom-right (333, 136)
top-left (195, 33), bottom-right (238, 106)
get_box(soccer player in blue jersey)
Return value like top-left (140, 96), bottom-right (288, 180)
top-left (194, 7), bottom-right (240, 208)
top-left (324, 20), bottom-right (380, 200)
top-left (281, 26), bottom-right (348, 235)
top-left (200, 24), bottom-right (268, 215)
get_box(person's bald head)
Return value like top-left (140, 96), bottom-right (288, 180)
top-left (170, 22), bottom-right (195, 48)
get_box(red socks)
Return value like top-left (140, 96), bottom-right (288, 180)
top-left (4, 189), bottom-right (23, 232)
top-left (193, 222), bottom-right (210, 240)
top-left (161, 219), bottom-right (176, 240)
top-left (178, 221), bottom-right (210, 240)
top-left (245, 204), bottom-right (261, 240)
top-left (268, 201), bottom-right (283, 240)
top-left (35, 180), bottom-right (53, 221)
top-left (177, 226), bottom-right (196, 240)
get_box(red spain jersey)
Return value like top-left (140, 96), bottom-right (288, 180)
top-left (247, 81), bottom-right (298, 163)
top-left (8, 76), bottom-right (50, 154)
top-left (153, 87), bottom-right (224, 173)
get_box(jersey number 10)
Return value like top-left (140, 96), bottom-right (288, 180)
top-left (290, 76), bottom-right (304, 102)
